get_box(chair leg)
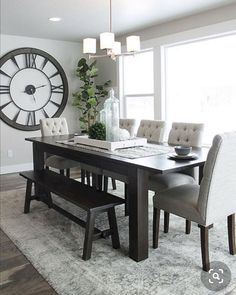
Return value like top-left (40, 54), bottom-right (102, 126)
top-left (111, 178), bottom-right (116, 190)
top-left (107, 207), bottom-right (120, 249)
top-left (97, 175), bottom-right (103, 191)
top-left (199, 224), bottom-right (213, 272)
top-left (92, 173), bottom-right (97, 188)
top-left (60, 170), bottom-right (64, 175)
top-left (153, 207), bottom-right (160, 249)
top-left (185, 220), bottom-right (191, 234)
top-left (82, 211), bottom-right (96, 261)
top-left (124, 183), bottom-right (129, 216)
top-left (24, 180), bottom-right (33, 214)
top-left (66, 169), bottom-right (70, 177)
top-left (228, 214), bottom-right (235, 255)
top-left (164, 211), bottom-right (169, 233)
top-left (86, 171), bottom-right (91, 186)
top-left (81, 169), bottom-right (85, 184)
top-left (104, 176), bottom-right (108, 192)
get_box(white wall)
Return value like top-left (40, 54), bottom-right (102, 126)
top-left (0, 34), bottom-right (83, 174)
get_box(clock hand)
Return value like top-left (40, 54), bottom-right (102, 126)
top-left (35, 84), bottom-right (47, 89)
top-left (22, 85), bottom-right (47, 93)
top-left (31, 93), bottom-right (37, 102)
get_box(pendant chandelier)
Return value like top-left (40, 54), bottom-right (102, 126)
top-left (83, 0), bottom-right (141, 60)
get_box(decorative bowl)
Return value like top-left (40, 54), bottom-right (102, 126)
top-left (174, 145), bottom-right (192, 156)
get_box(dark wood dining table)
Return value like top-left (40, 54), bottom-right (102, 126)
top-left (26, 135), bottom-right (209, 262)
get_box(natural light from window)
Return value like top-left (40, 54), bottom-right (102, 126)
top-left (165, 34), bottom-right (236, 145)
top-left (121, 51), bottom-right (154, 120)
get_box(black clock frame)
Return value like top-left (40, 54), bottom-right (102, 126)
top-left (0, 47), bottom-right (69, 131)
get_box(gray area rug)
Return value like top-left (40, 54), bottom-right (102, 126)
top-left (1, 181), bottom-right (236, 295)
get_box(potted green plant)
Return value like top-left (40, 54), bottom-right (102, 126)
top-left (72, 58), bottom-right (111, 132)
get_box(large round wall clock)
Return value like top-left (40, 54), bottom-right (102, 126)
top-left (0, 47), bottom-right (68, 131)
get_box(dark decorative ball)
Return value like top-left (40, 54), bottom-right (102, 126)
top-left (88, 122), bottom-right (106, 140)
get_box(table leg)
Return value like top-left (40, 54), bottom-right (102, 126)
top-left (33, 142), bottom-right (46, 198)
top-left (128, 167), bottom-right (149, 262)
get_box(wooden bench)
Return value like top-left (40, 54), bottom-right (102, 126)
top-left (20, 170), bottom-right (124, 260)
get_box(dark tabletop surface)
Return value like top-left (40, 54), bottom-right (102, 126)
top-left (26, 135), bottom-right (209, 174)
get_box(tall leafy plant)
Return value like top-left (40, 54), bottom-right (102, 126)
top-left (72, 58), bottom-right (111, 132)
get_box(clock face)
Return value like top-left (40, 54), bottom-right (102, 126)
top-left (0, 47), bottom-right (68, 131)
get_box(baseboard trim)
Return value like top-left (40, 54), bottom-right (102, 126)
top-left (0, 163), bottom-right (33, 175)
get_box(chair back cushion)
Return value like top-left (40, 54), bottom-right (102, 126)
top-left (168, 122), bottom-right (204, 147)
top-left (40, 118), bottom-right (69, 136)
top-left (198, 132), bottom-right (236, 225)
top-left (137, 120), bottom-right (165, 143)
top-left (119, 119), bottom-right (138, 138)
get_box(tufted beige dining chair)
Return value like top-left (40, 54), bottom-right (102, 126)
top-left (149, 122), bottom-right (204, 234)
top-left (40, 118), bottom-right (103, 187)
top-left (40, 118), bottom-right (80, 177)
top-left (137, 120), bottom-right (165, 143)
top-left (153, 132), bottom-right (236, 271)
top-left (119, 118), bottom-right (139, 138)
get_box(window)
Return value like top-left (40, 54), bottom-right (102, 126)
top-left (120, 50), bottom-right (154, 120)
top-left (164, 34), bottom-right (236, 144)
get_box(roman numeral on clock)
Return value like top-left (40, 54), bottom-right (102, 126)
top-left (27, 111), bottom-right (36, 125)
top-left (0, 101), bottom-right (12, 111)
top-left (51, 84), bottom-right (63, 94)
top-left (25, 53), bottom-right (37, 68)
top-left (0, 85), bottom-right (10, 94)
top-left (0, 69), bottom-right (11, 78)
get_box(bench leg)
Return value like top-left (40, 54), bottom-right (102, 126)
top-left (108, 207), bottom-right (120, 249)
top-left (82, 211), bottom-right (96, 261)
top-left (60, 170), bottom-right (64, 176)
top-left (24, 180), bottom-right (33, 214)
top-left (66, 169), bottom-right (70, 178)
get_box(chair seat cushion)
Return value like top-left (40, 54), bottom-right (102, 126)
top-left (45, 156), bottom-right (80, 170)
top-left (153, 184), bottom-right (204, 225)
top-left (103, 170), bottom-right (128, 183)
top-left (149, 172), bottom-right (196, 193)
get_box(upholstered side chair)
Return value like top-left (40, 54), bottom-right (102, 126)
top-left (153, 132), bottom-right (236, 271)
top-left (40, 117), bottom-right (80, 177)
top-left (137, 120), bottom-right (165, 143)
top-left (40, 118), bottom-right (103, 187)
top-left (119, 118), bottom-right (139, 138)
top-left (149, 122), bottom-right (204, 234)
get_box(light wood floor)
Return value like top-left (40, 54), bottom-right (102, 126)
top-left (0, 168), bottom-right (80, 295)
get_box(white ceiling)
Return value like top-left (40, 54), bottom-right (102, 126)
top-left (1, 0), bottom-right (236, 42)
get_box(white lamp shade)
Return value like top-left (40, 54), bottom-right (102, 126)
top-left (126, 36), bottom-right (140, 52)
top-left (112, 41), bottom-right (121, 55)
top-left (100, 32), bottom-right (114, 49)
top-left (83, 38), bottom-right (96, 54)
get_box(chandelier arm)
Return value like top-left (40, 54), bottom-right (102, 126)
top-left (109, 0), bottom-right (112, 32)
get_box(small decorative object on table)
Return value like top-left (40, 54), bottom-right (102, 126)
top-left (174, 146), bottom-right (192, 156)
top-left (103, 88), bottom-right (120, 142)
top-left (88, 122), bottom-right (106, 140)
